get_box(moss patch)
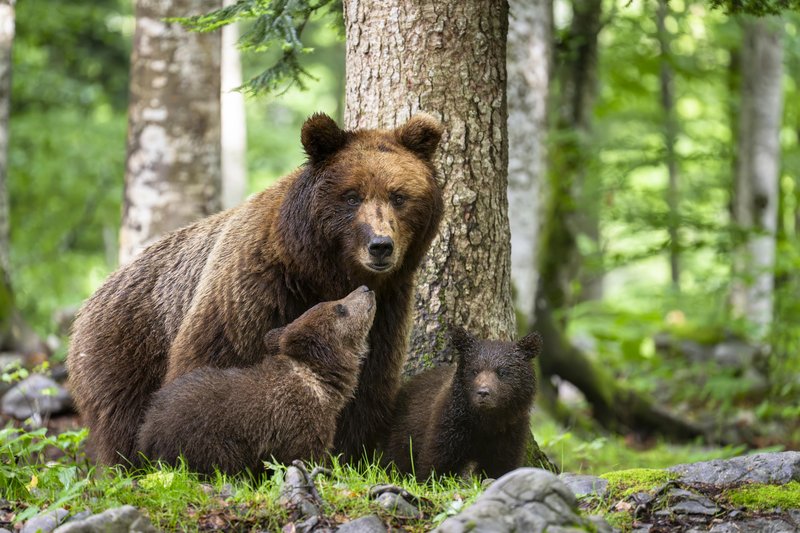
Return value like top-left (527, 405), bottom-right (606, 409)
top-left (726, 481), bottom-right (800, 511)
top-left (600, 468), bottom-right (677, 498)
top-left (604, 510), bottom-right (633, 530)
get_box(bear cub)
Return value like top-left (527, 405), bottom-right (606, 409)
top-left (136, 286), bottom-right (376, 475)
top-left (384, 326), bottom-right (542, 480)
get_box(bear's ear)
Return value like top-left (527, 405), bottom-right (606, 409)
top-left (448, 324), bottom-right (475, 357)
top-left (517, 331), bottom-right (543, 360)
top-left (301, 113), bottom-right (348, 163)
top-left (395, 113), bottom-right (444, 160)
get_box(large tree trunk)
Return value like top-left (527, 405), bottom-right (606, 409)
top-left (343, 0), bottom-right (553, 470)
top-left (119, 0), bottom-right (223, 265)
top-left (344, 0), bottom-right (515, 370)
top-left (507, 0), bottom-right (552, 330)
top-left (220, 0), bottom-right (247, 210)
top-left (731, 17), bottom-right (783, 338)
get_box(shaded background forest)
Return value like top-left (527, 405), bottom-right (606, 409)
top-left (6, 0), bottom-right (800, 470)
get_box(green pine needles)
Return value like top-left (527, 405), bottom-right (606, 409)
top-left (175, 0), bottom-right (343, 96)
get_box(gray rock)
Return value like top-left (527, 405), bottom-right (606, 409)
top-left (2, 374), bottom-right (73, 421)
top-left (669, 497), bottom-right (719, 516)
top-left (665, 486), bottom-right (719, 515)
top-left (336, 515), bottom-right (387, 533)
top-left (53, 505), bottom-right (156, 533)
top-left (680, 340), bottom-right (714, 363)
top-left (374, 493), bottom-right (421, 519)
top-left (21, 508), bottom-right (69, 533)
top-left (0, 352), bottom-right (24, 371)
top-left (433, 468), bottom-right (612, 533)
top-left (669, 452), bottom-right (800, 485)
top-left (709, 518), bottom-right (798, 533)
top-left (559, 473), bottom-right (608, 498)
top-left (0, 527), bottom-right (12, 533)
top-left (713, 340), bottom-right (759, 368)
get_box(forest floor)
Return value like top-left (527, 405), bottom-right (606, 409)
top-left (3, 408), bottom-right (799, 532)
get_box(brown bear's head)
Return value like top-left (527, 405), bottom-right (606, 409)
top-left (449, 326), bottom-right (541, 418)
top-left (278, 286), bottom-right (376, 393)
top-left (279, 113), bottom-right (444, 288)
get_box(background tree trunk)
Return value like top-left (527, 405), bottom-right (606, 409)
top-left (507, 0), bottom-right (552, 331)
top-left (657, 0), bottom-right (680, 290)
top-left (221, 0), bottom-right (247, 210)
top-left (119, 0), bottom-right (223, 265)
top-left (552, 0), bottom-right (604, 306)
top-left (344, 0), bottom-right (515, 370)
top-left (0, 0), bottom-right (42, 354)
top-left (0, 0), bottom-right (12, 278)
top-left (731, 17), bottom-right (783, 338)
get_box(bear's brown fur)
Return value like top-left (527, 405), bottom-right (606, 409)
top-left (67, 113), bottom-right (444, 464)
top-left (384, 326), bottom-right (542, 480)
top-left (136, 286), bottom-right (375, 475)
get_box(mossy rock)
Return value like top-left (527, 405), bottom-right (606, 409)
top-left (599, 468), bottom-right (677, 498)
top-left (726, 481), bottom-right (800, 511)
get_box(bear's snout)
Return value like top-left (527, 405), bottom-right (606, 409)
top-left (368, 236), bottom-right (394, 261)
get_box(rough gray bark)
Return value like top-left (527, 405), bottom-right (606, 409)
top-left (344, 0), bottom-right (515, 370)
top-left (731, 17), bottom-right (783, 337)
top-left (120, 0), bottom-right (223, 265)
top-left (508, 0), bottom-right (552, 330)
top-left (221, 0), bottom-right (247, 210)
top-left (657, 0), bottom-right (680, 290)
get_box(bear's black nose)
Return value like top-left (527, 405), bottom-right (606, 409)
top-left (476, 387), bottom-right (490, 398)
top-left (368, 236), bottom-right (394, 260)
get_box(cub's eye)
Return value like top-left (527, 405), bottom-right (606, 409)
top-left (335, 304), bottom-right (349, 317)
top-left (343, 191), bottom-right (361, 206)
top-left (470, 368), bottom-right (479, 377)
top-left (497, 368), bottom-right (510, 379)
top-left (391, 193), bottom-right (406, 207)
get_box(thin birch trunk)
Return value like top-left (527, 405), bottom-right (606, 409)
top-left (120, 0), bottom-right (223, 265)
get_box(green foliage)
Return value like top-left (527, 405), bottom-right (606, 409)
top-left (179, 0), bottom-right (343, 96)
top-left (708, 0), bottom-right (800, 15)
top-left (533, 412), bottom-right (743, 474)
top-left (0, 426), bottom-right (90, 521)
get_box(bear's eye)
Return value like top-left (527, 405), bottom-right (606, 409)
top-left (335, 304), bottom-right (349, 317)
top-left (497, 367), bottom-right (510, 379)
top-left (470, 368), bottom-right (479, 377)
top-left (343, 191), bottom-right (361, 207)
top-left (391, 193), bottom-right (406, 207)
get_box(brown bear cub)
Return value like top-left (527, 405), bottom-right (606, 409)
top-left (136, 286), bottom-right (375, 475)
top-left (384, 326), bottom-right (542, 481)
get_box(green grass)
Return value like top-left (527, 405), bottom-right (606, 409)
top-left (531, 411), bottom-right (743, 474)
top-left (2, 427), bottom-right (484, 531)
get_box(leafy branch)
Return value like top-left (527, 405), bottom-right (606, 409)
top-left (175, 0), bottom-right (343, 96)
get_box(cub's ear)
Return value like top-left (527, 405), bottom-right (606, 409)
top-left (517, 331), bottom-right (543, 360)
top-left (301, 113), bottom-right (348, 163)
top-left (448, 324), bottom-right (475, 356)
top-left (395, 113), bottom-right (444, 160)
top-left (264, 326), bottom-right (285, 356)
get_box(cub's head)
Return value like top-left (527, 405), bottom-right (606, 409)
top-left (282, 113), bottom-right (444, 284)
top-left (449, 326), bottom-right (542, 416)
top-left (279, 286), bottom-right (377, 369)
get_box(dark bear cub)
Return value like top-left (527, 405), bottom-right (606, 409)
top-left (385, 326), bottom-right (542, 480)
top-left (136, 286), bottom-right (376, 475)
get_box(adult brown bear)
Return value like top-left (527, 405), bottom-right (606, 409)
top-left (67, 113), bottom-right (444, 464)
